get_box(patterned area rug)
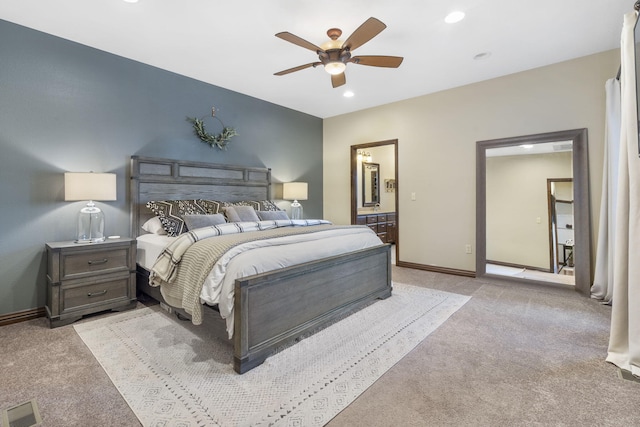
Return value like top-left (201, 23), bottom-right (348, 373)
top-left (74, 283), bottom-right (470, 426)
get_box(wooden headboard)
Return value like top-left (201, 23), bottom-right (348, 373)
top-left (130, 156), bottom-right (271, 237)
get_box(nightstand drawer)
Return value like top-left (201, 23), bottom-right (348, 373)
top-left (46, 238), bottom-right (137, 327)
top-left (61, 276), bottom-right (129, 312)
top-left (61, 247), bottom-right (130, 280)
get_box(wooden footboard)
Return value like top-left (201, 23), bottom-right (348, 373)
top-left (137, 244), bottom-right (392, 374)
top-left (233, 244), bottom-right (392, 373)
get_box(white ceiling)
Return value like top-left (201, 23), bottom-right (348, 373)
top-left (0, 0), bottom-right (630, 118)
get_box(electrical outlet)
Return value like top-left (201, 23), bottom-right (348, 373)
top-left (465, 244), bottom-right (472, 254)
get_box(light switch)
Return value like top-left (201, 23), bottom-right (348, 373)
top-left (411, 192), bottom-right (416, 201)
top-left (536, 217), bottom-right (541, 224)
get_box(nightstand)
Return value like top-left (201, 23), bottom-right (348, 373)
top-left (45, 237), bottom-right (137, 328)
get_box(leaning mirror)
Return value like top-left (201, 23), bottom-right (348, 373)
top-left (362, 162), bottom-right (380, 206)
top-left (476, 129), bottom-right (591, 294)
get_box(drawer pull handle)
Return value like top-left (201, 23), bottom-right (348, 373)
top-left (88, 258), bottom-right (108, 265)
top-left (88, 290), bottom-right (107, 297)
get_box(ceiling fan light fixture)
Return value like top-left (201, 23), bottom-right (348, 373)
top-left (321, 40), bottom-right (343, 51)
top-left (324, 61), bottom-right (346, 75)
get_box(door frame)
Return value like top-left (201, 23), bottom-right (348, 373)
top-left (350, 139), bottom-right (399, 253)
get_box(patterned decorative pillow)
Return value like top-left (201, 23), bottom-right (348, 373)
top-left (182, 213), bottom-right (227, 230)
top-left (146, 200), bottom-right (208, 236)
top-left (197, 199), bottom-right (223, 215)
top-left (222, 200), bottom-right (281, 212)
top-left (256, 210), bottom-right (289, 221)
top-left (222, 205), bottom-right (260, 222)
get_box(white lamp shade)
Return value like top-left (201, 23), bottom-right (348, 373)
top-left (65, 172), bottom-right (117, 201)
top-left (282, 182), bottom-right (308, 201)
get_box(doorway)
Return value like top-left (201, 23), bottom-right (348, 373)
top-left (547, 178), bottom-right (574, 276)
top-left (350, 140), bottom-right (398, 260)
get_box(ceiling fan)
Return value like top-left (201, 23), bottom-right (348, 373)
top-left (274, 17), bottom-right (403, 88)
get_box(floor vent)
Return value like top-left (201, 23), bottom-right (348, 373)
top-left (1, 399), bottom-right (42, 427)
top-left (618, 368), bottom-right (640, 383)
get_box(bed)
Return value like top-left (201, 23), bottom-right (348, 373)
top-left (130, 155), bottom-right (392, 373)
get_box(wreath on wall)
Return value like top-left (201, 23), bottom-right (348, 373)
top-left (187, 107), bottom-right (238, 150)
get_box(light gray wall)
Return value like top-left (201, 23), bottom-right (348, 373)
top-left (486, 152), bottom-right (573, 269)
top-left (324, 49), bottom-right (618, 272)
top-left (0, 19), bottom-right (323, 315)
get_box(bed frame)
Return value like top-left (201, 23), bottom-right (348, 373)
top-left (130, 155), bottom-right (392, 373)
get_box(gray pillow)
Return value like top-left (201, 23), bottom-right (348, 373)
top-left (257, 210), bottom-right (289, 221)
top-left (146, 200), bottom-right (208, 236)
top-left (223, 206), bottom-right (260, 222)
top-left (182, 213), bottom-right (227, 230)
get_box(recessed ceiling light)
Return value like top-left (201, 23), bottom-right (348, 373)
top-left (343, 91), bottom-right (354, 98)
top-left (123, 0), bottom-right (139, 3)
top-left (473, 52), bottom-right (492, 60)
top-left (521, 144), bottom-right (534, 149)
top-left (444, 11), bottom-right (465, 24)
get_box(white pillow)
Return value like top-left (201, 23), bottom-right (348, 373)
top-left (141, 216), bottom-right (167, 235)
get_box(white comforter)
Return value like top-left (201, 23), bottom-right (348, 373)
top-left (137, 225), bottom-right (382, 337)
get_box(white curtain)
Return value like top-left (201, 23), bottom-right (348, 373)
top-left (591, 79), bottom-right (620, 303)
top-left (605, 11), bottom-right (640, 377)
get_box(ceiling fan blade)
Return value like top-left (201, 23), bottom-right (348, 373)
top-left (275, 32), bottom-right (324, 53)
top-left (342, 17), bottom-right (386, 51)
top-left (274, 62), bottom-right (321, 76)
top-left (331, 72), bottom-right (346, 88)
top-left (351, 55), bottom-right (404, 68)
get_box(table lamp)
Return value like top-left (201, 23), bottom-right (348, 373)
top-left (64, 172), bottom-right (117, 243)
top-left (283, 182), bottom-right (308, 220)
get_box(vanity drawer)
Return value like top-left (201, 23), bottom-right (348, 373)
top-left (366, 216), bottom-right (378, 224)
top-left (377, 214), bottom-right (387, 222)
top-left (367, 224), bottom-right (378, 233)
top-left (378, 222), bottom-right (387, 232)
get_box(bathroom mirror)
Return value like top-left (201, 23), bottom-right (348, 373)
top-left (476, 128), bottom-right (592, 294)
top-left (362, 162), bottom-right (380, 206)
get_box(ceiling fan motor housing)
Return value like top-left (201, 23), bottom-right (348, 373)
top-left (319, 48), bottom-right (351, 66)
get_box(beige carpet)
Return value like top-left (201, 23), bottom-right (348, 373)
top-left (74, 283), bottom-right (469, 426)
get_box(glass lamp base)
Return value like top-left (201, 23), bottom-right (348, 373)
top-left (76, 202), bottom-right (105, 243)
top-left (290, 201), bottom-right (303, 220)
top-left (75, 237), bottom-right (106, 244)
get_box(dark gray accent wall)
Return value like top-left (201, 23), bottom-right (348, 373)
top-left (0, 19), bottom-right (323, 315)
